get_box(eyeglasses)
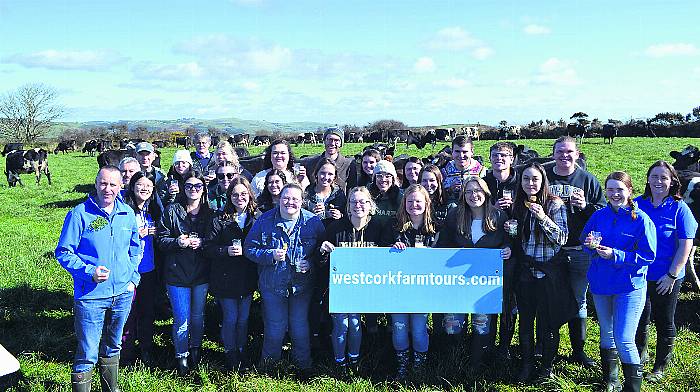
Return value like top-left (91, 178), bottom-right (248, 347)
top-left (184, 183), bottom-right (204, 191)
top-left (135, 184), bottom-right (153, 190)
top-left (231, 192), bottom-right (249, 199)
top-left (217, 173), bottom-right (236, 180)
top-left (281, 196), bottom-right (301, 203)
top-left (350, 199), bottom-right (371, 206)
top-left (376, 173), bottom-right (393, 179)
top-left (490, 152), bottom-right (512, 159)
top-left (464, 189), bottom-right (484, 196)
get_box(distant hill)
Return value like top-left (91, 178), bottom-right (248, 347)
top-left (46, 117), bottom-right (334, 138)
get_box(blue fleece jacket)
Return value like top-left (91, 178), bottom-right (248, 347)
top-left (55, 195), bottom-right (141, 300)
top-left (581, 203), bottom-right (656, 295)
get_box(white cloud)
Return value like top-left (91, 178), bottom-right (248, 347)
top-left (523, 24), bottom-right (551, 35)
top-left (241, 81), bottom-right (260, 91)
top-left (133, 62), bottom-right (204, 80)
top-left (434, 78), bottom-right (471, 89)
top-left (414, 57), bottom-right (435, 73)
top-left (427, 27), bottom-right (493, 60)
top-left (2, 49), bottom-right (125, 71)
top-left (247, 46), bottom-right (292, 72)
top-left (534, 58), bottom-right (581, 86)
top-left (644, 43), bottom-right (698, 58)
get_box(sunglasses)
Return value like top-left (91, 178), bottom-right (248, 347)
top-left (217, 173), bottom-right (237, 180)
top-left (184, 183), bottom-right (204, 191)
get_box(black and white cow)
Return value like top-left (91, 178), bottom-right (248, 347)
top-left (602, 124), bottom-right (618, 144)
top-left (5, 148), bottom-right (51, 186)
top-left (405, 131), bottom-right (438, 149)
top-left (2, 143), bottom-right (23, 157)
top-left (252, 135), bottom-right (271, 146)
top-left (228, 133), bottom-right (250, 148)
top-left (82, 140), bottom-right (101, 156)
top-left (54, 140), bottom-right (76, 154)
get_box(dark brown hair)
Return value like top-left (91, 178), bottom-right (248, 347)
top-left (642, 160), bottom-right (682, 201)
top-left (222, 176), bottom-right (257, 220)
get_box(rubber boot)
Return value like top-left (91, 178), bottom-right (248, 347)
top-left (621, 363), bottom-right (642, 392)
top-left (468, 333), bottom-right (490, 373)
top-left (189, 347), bottom-right (201, 370)
top-left (394, 349), bottom-right (410, 382)
top-left (516, 336), bottom-right (535, 383)
top-left (98, 355), bottom-right (121, 392)
top-left (600, 347), bottom-right (622, 392)
top-left (70, 369), bottom-right (93, 392)
top-left (175, 356), bottom-right (189, 377)
top-left (536, 332), bottom-right (559, 381)
top-left (569, 318), bottom-right (596, 367)
top-left (646, 336), bottom-right (674, 382)
top-left (412, 350), bottom-right (428, 377)
top-left (635, 323), bottom-right (649, 365)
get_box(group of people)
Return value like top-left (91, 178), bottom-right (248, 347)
top-left (55, 130), bottom-right (696, 392)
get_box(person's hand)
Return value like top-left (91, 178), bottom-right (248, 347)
top-left (93, 265), bottom-right (110, 283)
top-left (393, 242), bottom-right (407, 250)
top-left (138, 227), bottom-right (149, 239)
top-left (297, 259), bottom-right (310, 273)
top-left (320, 241), bottom-right (335, 254)
top-left (570, 189), bottom-right (586, 209)
top-left (168, 183), bottom-right (179, 195)
top-left (127, 282), bottom-right (136, 292)
top-left (656, 274), bottom-right (676, 295)
top-left (148, 225), bottom-right (156, 236)
top-left (496, 197), bottom-right (513, 210)
top-left (501, 247), bottom-right (512, 260)
top-left (596, 245), bottom-right (614, 260)
top-left (177, 234), bottom-right (190, 248)
top-left (297, 165), bottom-right (307, 182)
top-left (583, 233), bottom-right (596, 249)
top-left (528, 203), bottom-right (547, 221)
top-left (327, 208), bottom-right (342, 219)
top-left (273, 248), bottom-right (286, 262)
top-left (189, 237), bottom-right (202, 249)
top-left (312, 203), bottom-right (325, 215)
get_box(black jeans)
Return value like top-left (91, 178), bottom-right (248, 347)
top-left (121, 270), bottom-right (158, 357)
top-left (516, 274), bottom-right (558, 365)
top-left (638, 278), bottom-right (683, 339)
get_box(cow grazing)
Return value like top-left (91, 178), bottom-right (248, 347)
top-left (366, 131), bottom-right (384, 143)
top-left (54, 140), bottom-right (76, 154)
top-left (602, 124), bottom-right (618, 144)
top-left (5, 148), bottom-right (51, 186)
top-left (2, 143), bottom-right (23, 157)
top-left (405, 131), bottom-right (438, 149)
top-left (512, 144), bottom-right (540, 166)
top-left (228, 133), bottom-right (250, 148)
top-left (97, 148), bottom-right (161, 168)
top-left (81, 140), bottom-right (102, 156)
top-left (152, 140), bottom-right (167, 148)
top-left (252, 135), bottom-right (271, 146)
top-left (567, 123), bottom-right (587, 144)
top-left (669, 145), bottom-right (700, 290)
top-left (434, 128), bottom-right (452, 141)
top-left (175, 136), bottom-right (190, 148)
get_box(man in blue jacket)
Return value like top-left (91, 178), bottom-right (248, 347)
top-left (56, 165), bottom-right (141, 392)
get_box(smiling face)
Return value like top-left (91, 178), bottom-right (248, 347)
top-left (229, 183), bottom-right (250, 212)
top-left (490, 148), bottom-right (514, 172)
top-left (375, 172), bottom-right (394, 192)
top-left (349, 190), bottom-right (372, 219)
top-left (553, 141), bottom-right (580, 173)
top-left (195, 137), bottom-right (211, 155)
top-left (215, 148), bottom-right (234, 165)
top-left (279, 187), bottom-right (302, 217)
top-left (324, 134), bottom-right (342, 156)
top-left (521, 167), bottom-right (543, 196)
top-left (606, 179), bottom-right (631, 209)
top-left (95, 168), bottom-right (122, 208)
top-left (174, 160), bottom-right (191, 175)
top-left (452, 144), bottom-right (474, 170)
top-left (404, 162), bottom-right (422, 185)
top-left (137, 150), bottom-right (154, 169)
top-left (316, 163), bottom-right (336, 188)
top-left (270, 144), bottom-right (289, 170)
top-left (133, 176), bottom-right (154, 203)
top-left (121, 161), bottom-right (141, 186)
top-left (362, 155), bottom-right (378, 175)
top-left (464, 180), bottom-right (486, 210)
top-left (405, 191), bottom-right (427, 218)
top-left (184, 178), bottom-right (205, 202)
top-left (648, 166), bottom-right (672, 200)
top-left (266, 174), bottom-right (284, 197)
top-left (420, 171), bottom-right (439, 195)
top-left (217, 166), bottom-right (238, 192)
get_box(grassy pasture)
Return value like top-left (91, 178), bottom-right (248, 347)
top-left (1, 137), bottom-right (700, 391)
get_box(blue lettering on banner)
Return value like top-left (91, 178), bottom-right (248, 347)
top-left (329, 247), bottom-right (503, 314)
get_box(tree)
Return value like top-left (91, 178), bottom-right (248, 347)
top-left (499, 120), bottom-right (508, 128)
top-left (366, 119), bottom-right (407, 134)
top-left (0, 83), bottom-right (65, 142)
top-left (590, 118), bottom-right (602, 129)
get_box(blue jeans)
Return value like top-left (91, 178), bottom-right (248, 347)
top-left (593, 286), bottom-right (647, 364)
top-left (73, 291), bottom-right (133, 372)
top-left (331, 313), bottom-right (362, 362)
top-left (442, 313), bottom-right (490, 336)
top-left (219, 295), bottom-right (253, 353)
top-left (167, 284), bottom-right (208, 358)
top-left (391, 314), bottom-right (429, 352)
top-left (260, 290), bottom-right (313, 369)
top-left (568, 249), bottom-right (591, 318)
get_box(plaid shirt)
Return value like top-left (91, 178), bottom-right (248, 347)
top-left (521, 199), bottom-right (568, 278)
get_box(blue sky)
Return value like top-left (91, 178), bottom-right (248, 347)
top-left (1, 0), bottom-right (699, 126)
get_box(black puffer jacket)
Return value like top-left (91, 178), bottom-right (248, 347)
top-left (204, 212), bottom-right (258, 299)
top-left (157, 203), bottom-right (214, 287)
top-left (437, 207), bottom-right (509, 249)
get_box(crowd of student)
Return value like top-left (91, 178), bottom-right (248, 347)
top-left (55, 130), bottom-right (697, 392)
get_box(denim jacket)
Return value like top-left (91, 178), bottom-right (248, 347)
top-left (244, 207), bottom-right (325, 296)
top-left (55, 195), bottom-right (141, 300)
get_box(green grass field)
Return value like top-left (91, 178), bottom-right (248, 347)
top-left (1, 137), bottom-right (700, 391)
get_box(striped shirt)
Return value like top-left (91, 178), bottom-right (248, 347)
top-left (521, 198), bottom-right (568, 278)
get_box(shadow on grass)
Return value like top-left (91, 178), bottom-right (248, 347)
top-left (677, 282), bottom-right (700, 333)
top-left (41, 196), bottom-right (86, 209)
top-left (72, 184), bottom-right (94, 194)
top-left (0, 284), bottom-right (74, 363)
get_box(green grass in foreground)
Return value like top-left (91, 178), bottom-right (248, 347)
top-left (1, 137), bottom-right (700, 391)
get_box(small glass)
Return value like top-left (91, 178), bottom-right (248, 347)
top-left (506, 219), bottom-right (518, 237)
top-left (169, 177), bottom-right (179, 193)
top-left (188, 232), bottom-right (199, 240)
top-left (231, 238), bottom-right (242, 248)
top-left (207, 169), bottom-right (216, 178)
top-left (415, 234), bottom-right (425, 248)
top-left (293, 162), bottom-right (301, 176)
top-left (588, 231), bottom-right (602, 248)
top-left (502, 189), bottom-right (513, 200)
top-left (314, 195), bottom-right (326, 219)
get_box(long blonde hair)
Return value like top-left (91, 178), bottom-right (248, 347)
top-left (456, 176), bottom-right (498, 236)
top-left (395, 184), bottom-right (435, 234)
